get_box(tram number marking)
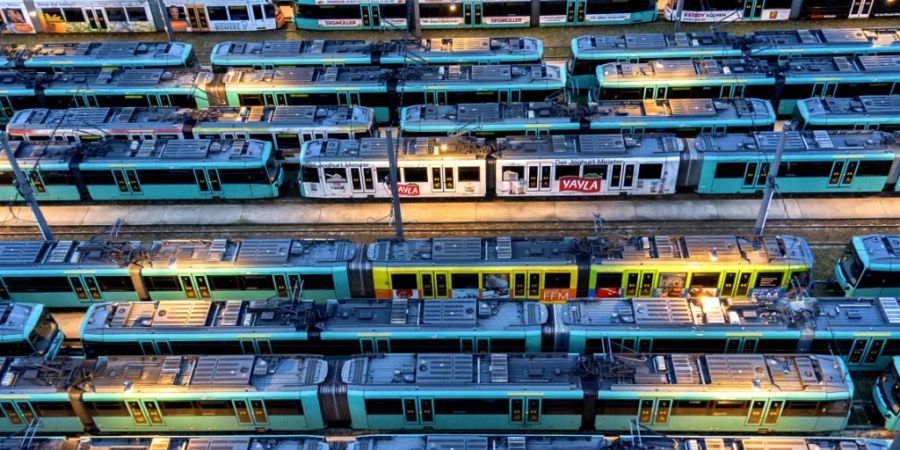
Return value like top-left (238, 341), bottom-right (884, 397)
top-left (558, 176), bottom-right (601, 193)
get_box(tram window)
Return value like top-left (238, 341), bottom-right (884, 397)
top-left (544, 273), bottom-right (571, 289)
top-left (86, 401), bottom-right (129, 417)
top-left (451, 274), bottom-right (479, 289)
top-left (375, 168), bottom-right (390, 183)
top-left (209, 276), bottom-right (240, 290)
top-left (126, 7), bottom-right (148, 21)
top-left (228, 5), bottom-right (249, 19)
top-left (63, 8), bottom-right (86, 21)
top-left (243, 275), bottom-right (275, 290)
top-left (145, 276), bottom-right (182, 291)
top-left (672, 400), bottom-right (709, 415)
top-left (781, 401), bottom-right (819, 417)
top-left (596, 399), bottom-right (639, 415)
top-left (501, 166), bottom-right (525, 182)
top-left (140, 170), bottom-right (195, 185)
top-left (403, 168), bottom-right (428, 183)
top-left (320, 4), bottom-right (367, 18)
top-left (4, 276), bottom-right (72, 293)
top-left (32, 402), bottom-right (76, 417)
top-left (207, 6), bottom-right (228, 20)
top-left (0, 172), bottom-right (14, 185)
top-left (380, 4), bottom-right (405, 17)
top-left (711, 400), bottom-right (748, 416)
top-left (638, 164), bottom-right (663, 179)
top-left (781, 161), bottom-right (832, 177)
top-left (238, 94), bottom-right (264, 106)
top-left (856, 160), bottom-right (894, 177)
top-left (458, 167), bottom-right (480, 182)
top-left (82, 171), bottom-right (116, 185)
top-left (658, 273), bottom-right (686, 295)
top-left (555, 165), bottom-right (580, 180)
top-left (274, 134), bottom-right (299, 149)
top-left (159, 401), bottom-right (195, 416)
top-left (689, 273), bottom-right (720, 288)
top-left (42, 8), bottom-right (64, 21)
top-left (755, 339), bottom-right (798, 353)
top-left (484, 1), bottom-right (528, 15)
top-left (714, 163), bottom-right (745, 179)
top-left (434, 399), bottom-right (508, 415)
top-left (105, 7), bottom-right (126, 21)
top-left (36, 171), bottom-right (71, 185)
top-left (301, 167), bottom-right (321, 183)
top-left (252, 4), bottom-right (263, 18)
top-left (391, 274), bottom-right (418, 290)
top-left (97, 276), bottom-right (135, 292)
top-left (583, 165), bottom-right (607, 179)
top-left (540, 0), bottom-right (567, 14)
top-left (266, 400), bottom-right (303, 415)
top-left (365, 399), bottom-right (402, 415)
top-left (294, 274), bottom-right (331, 290)
top-left (859, 270), bottom-right (900, 288)
top-left (755, 272), bottom-right (783, 288)
top-left (195, 401), bottom-right (233, 416)
top-left (220, 169), bottom-right (270, 185)
top-left (483, 273), bottom-right (510, 296)
top-left (420, 4), bottom-right (459, 18)
top-left (820, 400), bottom-right (850, 417)
top-left (595, 273), bottom-right (623, 295)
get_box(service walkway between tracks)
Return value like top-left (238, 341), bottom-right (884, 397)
top-left (1, 197), bottom-right (898, 227)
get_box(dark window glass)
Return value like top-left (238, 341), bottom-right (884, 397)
top-left (125, 7), bottom-right (148, 20)
top-left (781, 161), bottom-right (833, 177)
top-left (4, 277), bottom-right (72, 293)
top-left (404, 167), bottom-right (428, 183)
top-left (82, 171), bottom-right (117, 185)
top-left (105, 7), bottom-right (126, 21)
top-left (138, 170), bottom-right (195, 185)
top-left (300, 274), bottom-right (335, 290)
top-left (195, 401), bottom-right (233, 416)
top-left (689, 273), bottom-right (720, 288)
top-left (242, 275), bottom-right (274, 290)
top-left (597, 399), bottom-right (640, 415)
top-left (458, 167), bottom-right (480, 182)
top-left (711, 400), bottom-right (749, 416)
top-left (782, 401), bottom-right (819, 417)
top-left (265, 400), bottom-right (303, 415)
top-left (97, 276), bottom-right (135, 292)
top-left (451, 273), bottom-right (479, 289)
top-left (584, 165), bottom-right (608, 180)
top-left (856, 160), bottom-right (894, 177)
top-left (62, 7), bottom-right (85, 21)
top-left (755, 272), bottom-right (783, 288)
top-left (541, 399), bottom-right (581, 415)
top-left (86, 401), bottom-right (129, 417)
top-left (859, 270), bottom-right (900, 288)
top-left (434, 399), bottom-right (508, 414)
top-left (638, 163), bottom-right (663, 180)
top-left (207, 6), bottom-right (228, 20)
top-left (301, 167), bottom-right (321, 183)
top-left (391, 274), bottom-right (418, 290)
top-left (672, 400), bottom-right (709, 415)
top-left (219, 168), bottom-right (270, 185)
top-left (820, 400), bottom-right (850, 417)
top-left (228, 5), bottom-right (249, 19)
top-left (365, 399), bottom-right (402, 415)
top-left (159, 401), bottom-right (195, 416)
top-left (32, 402), bottom-right (76, 417)
top-left (595, 273), bottom-right (623, 289)
top-left (544, 272), bottom-right (571, 289)
top-left (145, 276), bottom-right (181, 291)
top-left (555, 165), bottom-right (580, 180)
top-left (209, 275), bottom-right (241, 290)
top-left (755, 339), bottom-right (798, 353)
top-left (714, 162), bottom-right (747, 178)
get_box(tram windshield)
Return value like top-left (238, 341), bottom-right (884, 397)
top-left (838, 244), bottom-right (864, 287)
top-left (29, 311), bottom-right (59, 356)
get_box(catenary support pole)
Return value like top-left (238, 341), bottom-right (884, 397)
top-left (385, 128), bottom-right (404, 240)
top-left (409, 0), bottom-right (421, 37)
top-left (0, 132), bottom-right (53, 241)
top-left (157, 0), bottom-right (175, 43)
top-left (754, 130), bottom-right (787, 236)
top-left (673, 0), bottom-right (685, 32)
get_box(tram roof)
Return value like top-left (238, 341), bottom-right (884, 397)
top-left (4, 437), bottom-right (330, 450)
top-left (221, 67), bottom-right (389, 88)
top-left (19, 42), bottom-right (191, 67)
top-left (347, 435), bottom-right (607, 450)
top-left (745, 28), bottom-right (900, 53)
top-left (689, 130), bottom-right (899, 155)
top-left (3, 139), bottom-right (271, 165)
top-left (781, 55), bottom-right (900, 76)
top-left (143, 238), bottom-right (357, 269)
top-left (583, 235), bottom-right (811, 266)
top-left (302, 137), bottom-right (489, 162)
top-left (799, 96), bottom-right (900, 119)
top-left (341, 353), bottom-right (585, 389)
top-left (193, 106), bottom-right (373, 128)
top-left (588, 98), bottom-right (774, 122)
top-left (0, 303), bottom-right (41, 338)
top-left (365, 236), bottom-right (582, 265)
top-left (495, 134), bottom-right (683, 160)
top-left (561, 296), bottom-right (900, 333)
top-left (0, 70), bottom-right (38, 92)
top-left (0, 240), bottom-right (138, 269)
top-left (573, 32), bottom-right (739, 59)
top-left (619, 436), bottom-right (890, 450)
top-left (43, 69), bottom-right (208, 92)
top-left (83, 298), bottom-right (547, 335)
top-left (399, 64), bottom-right (563, 85)
top-left (7, 107), bottom-right (188, 134)
top-left (852, 234), bottom-right (900, 264)
top-left (402, 102), bottom-right (576, 126)
top-left (599, 58), bottom-right (772, 82)
top-left (597, 353), bottom-right (848, 393)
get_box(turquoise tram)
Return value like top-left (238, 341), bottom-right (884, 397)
top-left (210, 38), bottom-right (543, 70)
top-left (776, 55), bottom-right (900, 115)
top-left (6, 42), bottom-right (194, 71)
top-left (683, 130), bottom-right (900, 194)
top-left (872, 356), bottom-right (900, 431)
top-left (0, 303), bottom-right (62, 358)
top-left (342, 352), bottom-right (852, 432)
top-left (80, 298), bottom-right (546, 356)
top-left (835, 234), bottom-right (900, 297)
top-left (792, 95), bottom-right (900, 131)
top-left (400, 102), bottom-right (580, 136)
top-left (588, 98), bottom-right (775, 135)
top-left (0, 354), bottom-right (328, 434)
top-left (744, 28), bottom-right (900, 59)
top-left (5, 436), bottom-right (330, 450)
top-left (0, 139), bottom-right (283, 201)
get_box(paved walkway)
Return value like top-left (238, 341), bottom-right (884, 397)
top-left (1, 197), bottom-right (897, 227)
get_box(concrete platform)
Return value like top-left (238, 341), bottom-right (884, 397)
top-left (1, 197), bottom-right (898, 227)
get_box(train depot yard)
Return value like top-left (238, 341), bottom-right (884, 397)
top-left (1, 2), bottom-right (900, 449)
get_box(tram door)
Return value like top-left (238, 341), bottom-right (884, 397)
top-left (194, 169), bottom-right (223, 197)
top-left (184, 4), bottom-right (211, 30)
top-left (812, 82), bottom-right (838, 98)
top-left (401, 398), bottom-right (434, 425)
top-left (126, 401), bottom-right (164, 426)
top-left (827, 160), bottom-right (859, 189)
top-left (845, 337), bottom-right (887, 368)
top-left (624, 271), bottom-right (655, 296)
top-left (430, 166), bottom-right (455, 194)
top-left (361, 4), bottom-right (382, 26)
top-left (848, 0), bottom-right (874, 17)
top-left (741, 162), bottom-right (769, 190)
top-left (742, 0), bottom-right (764, 19)
top-left (112, 169), bottom-right (143, 197)
top-left (463, 2), bottom-right (483, 25)
top-left (350, 167), bottom-right (376, 195)
top-left (85, 8), bottom-right (108, 30)
top-left (526, 164), bottom-right (551, 193)
top-left (607, 163), bottom-right (636, 193)
top-left (565, 0), bottom-right (587, 23)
